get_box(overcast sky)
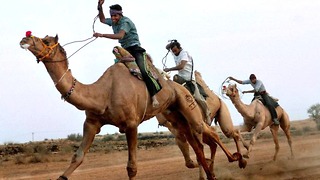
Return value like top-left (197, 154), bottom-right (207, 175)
top-left (1, 0), bottom-right (319, 144)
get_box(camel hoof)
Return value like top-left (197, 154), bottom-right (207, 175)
top-left (207, 176), bottom-right (217, 180)
top-left (57, 176), bottom-right (68, 180)
top-left (239, 158), bottom-right (247, 169)
top-left (243, 154), bottom-right (249, 159)
top-left (186, 160), bottom-right (198, 168)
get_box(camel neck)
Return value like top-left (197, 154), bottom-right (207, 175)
top-left (45, 64), bottom-right (108, 114)
top-left (230, 96), bottom-right (250, 117)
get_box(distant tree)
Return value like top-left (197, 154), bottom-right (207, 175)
top-left (307, 103), bottom-right (320, 124)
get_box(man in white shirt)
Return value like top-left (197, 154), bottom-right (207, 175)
top-left (164, 40), bottom-right (212, 124)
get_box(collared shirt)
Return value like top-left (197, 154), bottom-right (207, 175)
top-left (242, 79), bottom-right (266, 93)
top-left (172, 50), bottom-right (194, 81)
top-left (105, 16), bottom-right (140, 48)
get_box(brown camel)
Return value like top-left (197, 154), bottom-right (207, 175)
top-left (157, 71), bottom-right (247, 179)
top-left (225, 83), bottom-right (294, 161)
top-left (20, 34), bottom-right (218, 180)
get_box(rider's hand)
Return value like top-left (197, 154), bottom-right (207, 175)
top-left (99, 0), bottom-right (104, 5)
top-left (97, 0), bottom-right (104, 11)
top-left (163, 68), bottom-right (170, 72)
top-left (93, 33), bottom-right (102, 38)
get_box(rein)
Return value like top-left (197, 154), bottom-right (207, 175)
top-left (35, 37), bottom-right (97, 64)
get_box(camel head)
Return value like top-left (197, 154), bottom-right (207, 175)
top-left (20, 33), bottom-right (66, 63)
top-left (225, 84), bottom-right (239, 98)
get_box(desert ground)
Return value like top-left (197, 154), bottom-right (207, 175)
top-left (1, 119), bottom-right (320, 180)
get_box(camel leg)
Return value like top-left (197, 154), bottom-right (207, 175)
top-left (156, 114), bottom-right (197, 168)
top-left (58, 119), bottom-right (101, 180)
top-left (216, 101), bottom-right (244, 155)
top-left (204, 126), bottom-right (244, 164)
top-left (125, 126), bottom-right (138, 180)
top-left (244, 122), bottom-right (263, 159)
top-left (280, 112), bottom-right (294, 159)
top-left (184, 127), bottom-right (215, 180)
top-left (175, 132), bottom-right (198, 168)
top-left (214, 102), bottom-right (246, 168)
top-left (270, 125), bottom-right (280, 161)
top-left (231, 132), bottom-right (247, 168)
top-left (237, 125), bottom-right (252, 151)
top-left (205, 135), bottom-right (217, 174)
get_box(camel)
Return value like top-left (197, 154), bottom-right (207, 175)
top-left (224, 83), bottom-right (294, 161)
top-left (19, 34), bottom-right (231, 180)
top-left (157, 71), bottom-right (247, 179)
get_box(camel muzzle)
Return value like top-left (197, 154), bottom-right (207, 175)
top-left (20, 38), bottom-right (31, 50)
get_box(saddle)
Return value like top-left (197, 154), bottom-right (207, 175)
top-left (254, 94), bottom-right (279, 108)
top-left (183, 81), bottom-right (208, 99)
top-left (112, 46), bottom-right (143, 80)
top-left (112, 46), bottom-right (160, 81)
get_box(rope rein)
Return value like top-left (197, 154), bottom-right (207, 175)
top-left (55, 69), bottom-right (70, 86)
top-left (41, 15), bottom-right (99, 63)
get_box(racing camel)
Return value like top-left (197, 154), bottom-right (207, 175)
top-left (224, 83), bottom-right (294, 161)
top-left (20, 33), bottom-right (236, 180)
top-left (157, 71), bottom-right (247, 179)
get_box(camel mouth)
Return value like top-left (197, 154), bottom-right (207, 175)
top-left (20, 37), bottom-right (33, 50)
top-left (20, 43), bottom-right (30, 50)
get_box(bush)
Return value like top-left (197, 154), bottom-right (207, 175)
top-left (28, 153), bottom-right (49, 163)
top-left (102, 135), bottom-right (115, 141)
top-left (302, 126), bottom-right (312, 133)
top-left (67, 133), bottom-right (83, 142)
top-left (15, 155), bottom-right (27, 164)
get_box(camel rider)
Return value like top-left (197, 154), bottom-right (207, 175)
top-left (163, 40), bottom-right (212, 125)
top-left (93, 1), bottom-right (161, 107)
top-left (229, 74), bottom-right (280, 125)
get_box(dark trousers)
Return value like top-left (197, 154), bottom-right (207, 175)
top-left (254, 93), bottom-right (278, 119)
top-left (125, 45), bottom-right (161, 97)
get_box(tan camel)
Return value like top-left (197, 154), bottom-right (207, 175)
top-left (157, 71), bottom-right (247, 179)
top-left (225, 83), bottom-right (294, 161)
top-left (19, 34), bottom-right (229, 180)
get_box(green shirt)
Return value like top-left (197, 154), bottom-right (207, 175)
top-left (105, 16), bottom-right (141, 48)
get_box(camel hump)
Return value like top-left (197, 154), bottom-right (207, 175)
top-left (194, 70), bottom-right (202, 77)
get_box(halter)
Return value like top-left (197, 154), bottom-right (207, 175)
top-left (31, 36), bottom-right (60, 63)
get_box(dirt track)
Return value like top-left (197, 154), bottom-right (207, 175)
top-left (1, 131), bottom-right (320, 180)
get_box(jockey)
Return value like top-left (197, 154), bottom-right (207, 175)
top-left (93, 1), bottom-right (161, 107)
top-left (163, 40), bottom-right (212, 125)
top-left (229, 74), bottom-right (280, 125)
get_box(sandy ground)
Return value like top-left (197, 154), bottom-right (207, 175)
top-left (1, 131), bottom-right (320, 180)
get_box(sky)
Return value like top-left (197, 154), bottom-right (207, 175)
top-left (1, 0), bottom-right (319, 144)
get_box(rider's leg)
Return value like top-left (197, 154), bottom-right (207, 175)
top-left (262, 94), bottom-right (279, 125)
top-left (193, 82), bottom-right (211, 125)
top-left (129, 48), bottom-right (161, 107)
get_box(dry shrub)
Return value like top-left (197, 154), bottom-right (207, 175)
top-left (28, 153), bottom-right (49, 163)
top-left (14, 155), bottom-right (27, 164)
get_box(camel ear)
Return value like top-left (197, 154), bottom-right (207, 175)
top-left (54, 34), bottom-right (59, 43)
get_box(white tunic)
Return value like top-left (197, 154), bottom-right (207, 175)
top-left (173, 50), bottom-right (194, 81)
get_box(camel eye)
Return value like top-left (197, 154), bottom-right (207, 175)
top-left (42, 39), bottom-right (50, 45)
